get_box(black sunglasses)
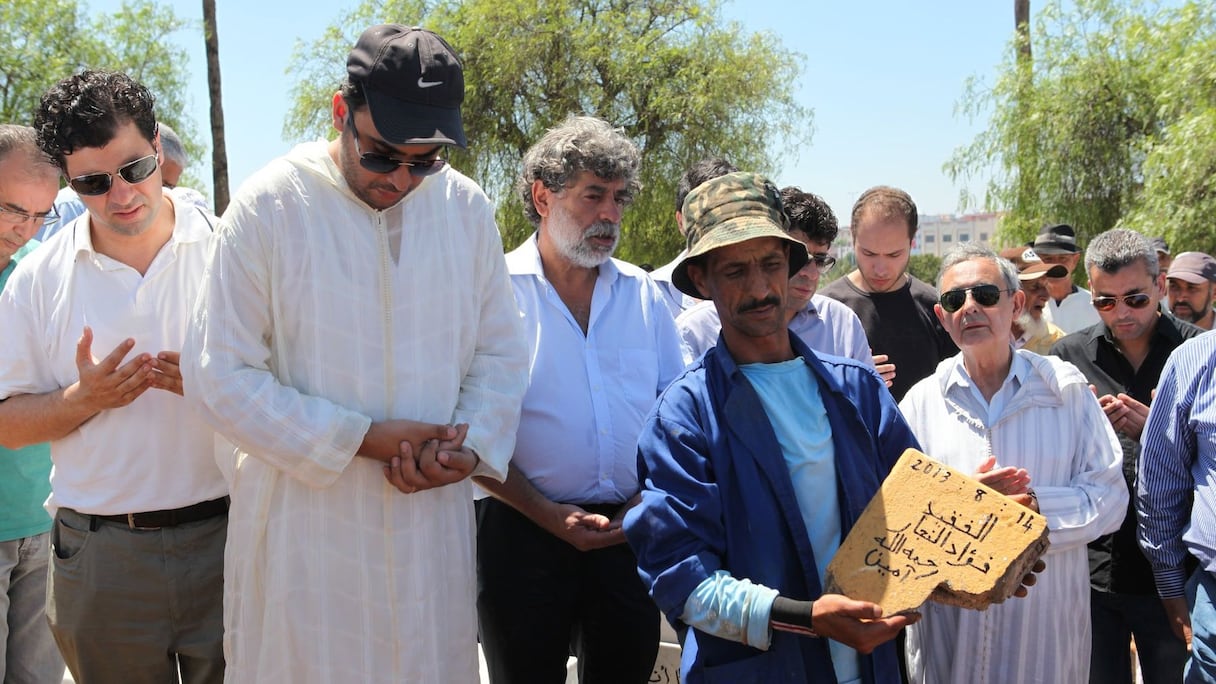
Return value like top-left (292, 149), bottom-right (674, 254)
top-left (1092, 293), bottom-right (1153, 312)
top-left (939, 284), bottom-right (1009, 313)
top-left (68, 154), bottom-right (159, 196)
top-left (808, 254), bottom-right (837, 272)
top-left (347, 115), bottom-right (447, 177)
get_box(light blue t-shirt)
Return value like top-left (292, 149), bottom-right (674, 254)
top-left (0, 240), bottom-right (53, 541)
top-left (681, 357), bottom-right (860, 684)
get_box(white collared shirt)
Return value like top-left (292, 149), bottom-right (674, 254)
top-left (0, 195), bottom-right (227, 514)
top-left (1048, 286), bottom-right (1101, 334)
top-left (650, 250), bottom-right (700, 317)
top-left (505, 235), bottom-right (685, 503)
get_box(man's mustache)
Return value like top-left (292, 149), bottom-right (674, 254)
top-left (739, 296), bottom-right (781, 313)
top-left (584, 221), bottom-right (619, 239)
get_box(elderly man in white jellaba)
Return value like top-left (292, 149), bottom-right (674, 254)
top-left (899, 243), bottom-right (1127, 683)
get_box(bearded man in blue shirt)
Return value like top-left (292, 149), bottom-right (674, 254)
top-left (475, 115), bottom-right (685, 684)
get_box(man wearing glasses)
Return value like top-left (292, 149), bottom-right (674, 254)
top-left (0, 71), bottom-right (228, 682)
top-left (182, 25), bottom-right (528, 683)
top-left (1051, 228), bottom-right (1202, 684)
top-left (677, 187), bottom-right (883, 374)
top-left (37, 121), bottom-right (206, 242)
top-left (0, 124), bottom-right (64, 684)
top-left (900, 243), bottom-right (1126, 683)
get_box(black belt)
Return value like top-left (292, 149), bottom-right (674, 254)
top-left (87, 497), bottom-right (229, 530)
top-left (568, 502), bottom-right (624, 517)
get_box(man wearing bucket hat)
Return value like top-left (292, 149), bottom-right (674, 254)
top-left (182, 24), bottom-right (529, 683)
top-left (676, 186), bottom-right (876, 369)
top-left (623, 171), bottom-right (923, 683)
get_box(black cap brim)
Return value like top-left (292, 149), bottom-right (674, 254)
top-left (365, 88), bottom-right (467, 148)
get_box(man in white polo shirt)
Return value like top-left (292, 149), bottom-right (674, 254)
top-left (0, 70), bottom-right (226, 683)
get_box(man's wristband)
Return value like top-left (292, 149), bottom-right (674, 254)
top-left (770, 597), bottom-right (819, 638)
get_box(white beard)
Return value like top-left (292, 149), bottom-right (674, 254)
top-left (547, 202), bottom-right (619, 268)
top-left (1015, 311), bottom-right (1049, 339)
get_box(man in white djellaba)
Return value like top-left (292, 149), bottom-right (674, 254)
top-left (182, 24), bottom-right (529, 683)
top-left (898, 243), bottom-right (1127, 683)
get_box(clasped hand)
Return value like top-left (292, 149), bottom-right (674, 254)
top-left (375, 421), bottom-right (480, 494)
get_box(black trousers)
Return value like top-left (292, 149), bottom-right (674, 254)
top-left (476, 497), bottom-right (660, 684)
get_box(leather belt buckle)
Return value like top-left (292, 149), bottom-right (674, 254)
top-left (127, 513), bottom-right (162, 530)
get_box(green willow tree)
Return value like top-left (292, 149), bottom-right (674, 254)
top-left (907, 254), bottom-right (943, 286)
top-left (284, 0), bottom-right (811, 265)
top-left (0, 0), bottom-right (200, 168)
top-left (949, 0), bottom-right (1216, 255)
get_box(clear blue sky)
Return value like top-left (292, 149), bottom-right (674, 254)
top-left (91, 0), bottom-right (1015, 220)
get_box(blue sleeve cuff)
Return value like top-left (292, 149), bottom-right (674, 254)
top-left (1153, 568), bottom-right (1188, 599)
top-left (746, 585), bottom-right (779, 648)
top-left (681, 570), bottom-right (780, 649)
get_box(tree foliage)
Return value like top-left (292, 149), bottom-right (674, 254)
top-left (949, 0), bottom-right (1216, 256)
top-left (284, 0), bottom-right (812, 265)
top-left (0, 0), bottom-right (201, 171)
top-left (907, 253), bottom-right (943, 286)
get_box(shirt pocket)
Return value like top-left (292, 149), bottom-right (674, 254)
top-left (614, 348), bottom-right (661, 407)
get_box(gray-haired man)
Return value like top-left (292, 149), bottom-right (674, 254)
top-left (475, 115), bottom-right (684, 684)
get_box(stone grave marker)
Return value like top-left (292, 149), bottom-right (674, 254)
top-left (824, 448), bottom-right (1049, 614)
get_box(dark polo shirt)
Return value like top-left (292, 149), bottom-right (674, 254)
top-left (1051, 313), bottom-right (1204, 595)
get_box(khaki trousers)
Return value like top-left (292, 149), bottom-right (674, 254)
top-left (48, 508), bottom-right (225, 684)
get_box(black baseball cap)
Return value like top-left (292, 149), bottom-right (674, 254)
top-left (1033, 223), bottom-right (1080, 255)
top-left (346, 25), bottom-right (467, 148)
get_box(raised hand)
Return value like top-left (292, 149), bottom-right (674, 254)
top-left (974, 454), bottom-right (1031, 496)
top-left (65, 326), bottom-right (154, 412)
top-left (1111, 393), bottom-right (1150, 440)
top-left (1011, 559), bottom-right (1047, 599)
top-left (150, 350), bottom-right (185, 396)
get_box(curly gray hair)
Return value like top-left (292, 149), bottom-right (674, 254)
top-left (516, 115), bottom-right (641, 227)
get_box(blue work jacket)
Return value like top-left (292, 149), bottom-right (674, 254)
top-left (624, 333), bottom-right (919, 683)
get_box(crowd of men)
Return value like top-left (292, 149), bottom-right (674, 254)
top-left (2, 22), bottom-right (1216, 684)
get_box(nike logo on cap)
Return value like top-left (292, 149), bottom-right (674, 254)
top-left (418, 77), bottom-right (444, 88)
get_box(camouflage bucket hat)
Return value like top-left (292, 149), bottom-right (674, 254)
top-left (672, 171), bottom-right (809, 298)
